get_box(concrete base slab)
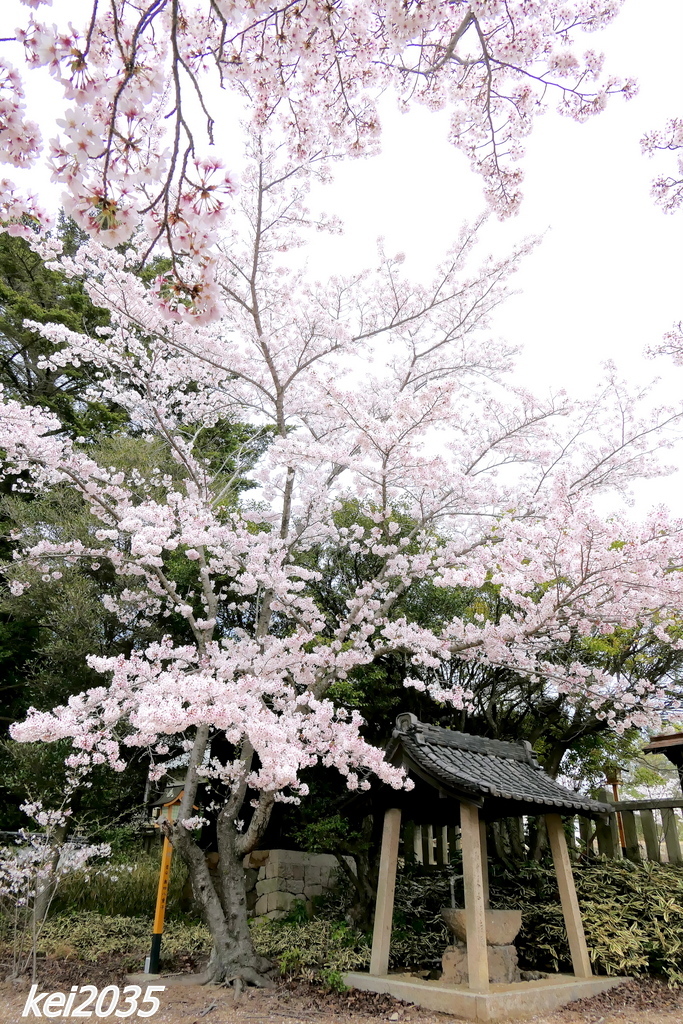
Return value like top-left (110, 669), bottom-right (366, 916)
top-left (344, 971), bottom-right (628, 1021)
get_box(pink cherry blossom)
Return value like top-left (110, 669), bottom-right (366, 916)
top-left (1, 1), bottom-right (636, 318)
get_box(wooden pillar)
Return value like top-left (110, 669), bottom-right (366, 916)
top-left (578, 816), bottom-right (593, 855)
top-left (435, 826), bottom-right (447, 867)
top-left (421, 824), bottom-right (433, 867)
top-left (447, 825), bottom-right (459, 860)
top-left (403, 821), bottom-right (416, 866)
top-left (621, 810), bottom-right (642, 863)
top-left (460, 801), bottom-right (489, 993)
top-left (640, 809), bottom-right (661, 862)
top-left (546, 814), bottom-right (592, 979)
top-left (369, 807), bottom-right (401, 976)
top-left (662, 808), bottom-right (682, 864)
top-left (479, 819), bottom-right (490, 908)
top-left (595, 789), bottom-right (621, 859)
top-left (413, 824), bottom-right (423, 864)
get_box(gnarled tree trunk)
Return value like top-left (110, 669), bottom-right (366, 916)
top-left (166, 728), bottom-right (276, 987)
top-left (169, 815), bottom-right (274, 986)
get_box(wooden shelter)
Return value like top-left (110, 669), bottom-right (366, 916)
top-left (345, 714), bottom-right (627, 1021)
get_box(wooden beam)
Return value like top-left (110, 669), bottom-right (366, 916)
top-left (546, 814), bottom-right (592, 979)
top-left (595, 815), bottom-right (617, 858)
top-left (421, 824), bottom-right (432, 867)
top-left (413, 824), bottom-right (423, 864)
top-left (435, 826), bottom-right (447, 867)
top-left (595, 789), bottom-right (621, 859)
top-left (447, 825), bottom-right (459, 860)
top-left (370, 807), bottom-right (401, 977)
top-left (460, 801), bottom-right (489, 993)
top-left (613, 798), bottom-right (683, 811)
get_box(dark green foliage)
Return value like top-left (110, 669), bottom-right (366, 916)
top-left (251, 917), bottom-right (370, 984)
top-left (5, 858), bottom-right (683, 984)
top-left (0, 219), bottom-right (124, 440)
top-left (293, 814), bottom-right (363, 854)
top-left (0, 910), bottom-right (370, 985)
top-left (0, 737), bottom-right (150, 839)
top-left (497, 859), bottom-right (683, 984)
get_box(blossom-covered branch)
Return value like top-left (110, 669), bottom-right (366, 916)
top-left (1, 0), bottom-right (635, 313)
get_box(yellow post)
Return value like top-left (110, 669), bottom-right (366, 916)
top-left (147, 805), bottom-right (174, 974)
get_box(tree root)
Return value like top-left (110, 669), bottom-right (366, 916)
top-left (191, 955), bottom-right (275, 989)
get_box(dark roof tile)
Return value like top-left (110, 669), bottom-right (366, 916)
top-left (393, 714), bottom-right (611, 816)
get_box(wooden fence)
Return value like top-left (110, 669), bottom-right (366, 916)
top-left (592, 793), bottom-right (683, 864)
top-left (402, 823), bottom-right (460, 867)
top-left (401, 794), bottom-right (683, 867)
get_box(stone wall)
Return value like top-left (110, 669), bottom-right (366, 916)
top-left (243, 848), bottom-right (354, 919)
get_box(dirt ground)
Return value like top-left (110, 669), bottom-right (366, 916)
top-left (1, 977), bottom-right (682, 1024)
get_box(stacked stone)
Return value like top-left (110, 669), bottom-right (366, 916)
top-left (441, 940), bottom-right (521, 985)
top-left (440, 908), bottom-right (523, 985)
top-left (243, 849), bottom-right (354, 919)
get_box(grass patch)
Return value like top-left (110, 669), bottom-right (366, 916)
top-left (0, 910), bottom-right (370, 985)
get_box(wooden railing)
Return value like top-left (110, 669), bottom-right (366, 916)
top-left (585, 792), bottom-right (683, 864)
top-left (401, 794), bottom-right (683, 867)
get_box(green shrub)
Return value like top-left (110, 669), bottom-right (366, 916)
top-left (385, 860), bottom-right (683, 983)
top-left (321, 859), bottom-right (683, 984)
top-left (502, 860), bottom-right (683, 985)
top-left (7, 856), bottom-right (683, 986)
top-left (251, 917), bottom-right (370, 984)
top-left (390, 870), bottom-right (452, 971)
top-left (0, 910), bottom-right (370, 986)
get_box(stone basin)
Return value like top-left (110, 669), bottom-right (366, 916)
top-left (441, 907), bottom-right (522, 946)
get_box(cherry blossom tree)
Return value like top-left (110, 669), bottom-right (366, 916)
top-left (1, 0), bottom-right (636, 316)
top-left (3, 126), bottom-right (683, 981)
top-left (3, 0), bottom-right (683, 989)
top-left (0, 797), bottom-right (109, 981)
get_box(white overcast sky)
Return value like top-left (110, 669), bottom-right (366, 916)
top-left (4, 0), bottom-right (683, 509)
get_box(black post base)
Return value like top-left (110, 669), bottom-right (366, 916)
top-left (147, 932), bottom-right (162, 974)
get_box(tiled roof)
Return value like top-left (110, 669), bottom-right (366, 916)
top-left (392, 714), bottom-right (611, 815)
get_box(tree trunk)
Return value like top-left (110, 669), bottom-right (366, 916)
top-left (169, 821), bottom-right (273, 987)
top-left (169, 730), bottom-right (276, 986)
top-left (491, 819), bottom-right (515, 869)
top-left (530, 816), bottom-right (548, 862)
top-left (34, 822), bottom-right (68, 923)
top-left (499, 816), bottom-right (526, 862)
top-left (343, 814), bottom-right (382, 934)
